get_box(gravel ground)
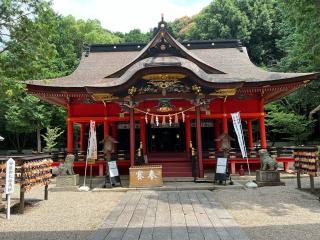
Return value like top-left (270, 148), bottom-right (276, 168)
top-left (1, 174), bottom-right (320, 240)
top-left (0, 183), bottom-right (124, 240)
top-left (214, 176), bottom-right (320, 240)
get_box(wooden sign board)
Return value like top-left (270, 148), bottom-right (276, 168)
top-left (129, 165), bottom-right (163, 187)
top-left (5, 158), bottom-right (15, 194)
top-left (5, 158), bottom-right (15, 220)
top-left (214, 158), bottom-right (229, 183)
top-left (108, 161), bottom-right (121, 186)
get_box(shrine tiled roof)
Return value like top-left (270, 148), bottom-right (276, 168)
top-left (27, 43), bottom-right (318, 89)
top-left (27, 21), bottom-right (319, 91)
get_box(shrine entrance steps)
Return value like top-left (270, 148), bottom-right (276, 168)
top-left (147, 152), bottom-right (193, 178)
top-left (88, 191), bottom-right (249, 240)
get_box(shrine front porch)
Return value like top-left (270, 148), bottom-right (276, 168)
top-left (51, 155), bottom-right (293, 177)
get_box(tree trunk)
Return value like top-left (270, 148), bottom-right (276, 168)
top-left (37, 128), bottom-right (41, 153)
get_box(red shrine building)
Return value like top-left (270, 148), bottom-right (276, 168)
top-left (27, 19), bottom-right (318, 178)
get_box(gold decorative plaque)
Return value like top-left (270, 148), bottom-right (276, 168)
top-left (91, 93), bottom-right (118, 102)
top-left (142, 73), bottom-right (186, 81)
top-left (210, 89), bottom-right (236, 96)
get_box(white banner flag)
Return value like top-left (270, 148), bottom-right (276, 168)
top-left (87, 120), bottom-right (97, 162)
top-left (231, 112), bottom-right (250, 174)
top-left (231, 112), bottom-right (247, 158)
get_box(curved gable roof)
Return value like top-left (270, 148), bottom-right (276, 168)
top-left (27, 21), bottom-right (319, 90)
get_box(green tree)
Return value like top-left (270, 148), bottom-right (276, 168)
top-left (0, 2), bottom-right (123, 152)
top-left (274, 1), bottom-right (320, 136)
top-left (265, 103), bottom-right (314, 144)
top-left (170, 0), bottom-right (283, 66)
top-left (168, 16), bottom-right (195, 41)
top-left (122, 29), bottom-right (151, 43)
top-left (189, 0), bottom-right (251, 42)
top-left (4, 95), bottom-right (51, 152)
top-left (42, 126), bottom-right (64, 152)
top-left (0, 0), bottom-right (49, 54)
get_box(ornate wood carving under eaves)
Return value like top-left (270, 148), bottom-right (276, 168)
top-left (91, 93), bottom-right (119, 102)
top-left (209, 88), bottom-right (237, 96)
top-left (138, 73), bottom-right (190, 96)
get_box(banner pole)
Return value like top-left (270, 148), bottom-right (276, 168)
top-left (246, 157), bottom-right (251, 176)
top-left (83, 156), bottom-right (88, 187)
top-left (89, 165), bottom-right (93, 189)
top-left (6, 194), bottom-right (10, 220)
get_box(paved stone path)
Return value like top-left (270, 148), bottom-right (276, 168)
top-left (88, 190), bottom-right (249, 240)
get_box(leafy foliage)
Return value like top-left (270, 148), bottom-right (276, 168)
top-left (170, 0), bottom-right (283, 65)
top-left (0, 1), bottom-right (123, 152)
top-left (118, 29), bottom-right (152, 43)
top-left (42, 126), bottom-right (64, 152)
top-left (0, 0), bottom-right (49, 53)
top-left (265, 103), bottom-right (315, 144)
top-left (271, 1), bottom-right (320, 139)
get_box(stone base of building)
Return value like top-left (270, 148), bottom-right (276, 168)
top-left (256, 170), bottom-right (285, 187)
top-left (56, 174), bottom-right (79, 187)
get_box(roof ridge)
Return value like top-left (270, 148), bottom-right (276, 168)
top-left (104, 26), bottom-right (226, 78)
top-left (89, 39), bottom-right (242, 53)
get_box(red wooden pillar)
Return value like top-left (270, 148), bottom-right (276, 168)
top-left (222, 115), bottom-right (228, 134)
top-left (67, 119), bottom-right (74, 153)
top-left (104, 118), bottom-right (109, 140)
top-left (79, 123), bottom-right (86, 151)
top-left (259, 115), bottom-right (267, 149)
top-left (185, 116), bottom-right (191, 159)
top-left (112, 122), bottom-right (118, 152)
top-left (196, 105), bottom-right (203, 178)
top-left (140, 119), bottom-right (146, 155)
top-left (214, 120), bottom-right (221, 150)
top-left (247, 120), bottom-right (254, 149)
top-left (130, 108), bottom-right (135, 166)
top-left (259, 98), bottom-right (267, 149)
top-left (222, 101), bottom-right (228, 134)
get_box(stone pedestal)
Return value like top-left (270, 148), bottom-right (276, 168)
top-left (256, 170), bottom-right (285, 187)
top-left (56, 174), bottom-right (79, 187)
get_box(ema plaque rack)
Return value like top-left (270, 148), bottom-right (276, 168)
top-left (1, 155), bottom-right (52, 214)
top-left (294, 147), bottom-right (319, 192)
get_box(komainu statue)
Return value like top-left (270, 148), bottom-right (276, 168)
top-left (59, 154), bottom-right (75, 175)
top-left (259, 149), bottom-right (278, 171)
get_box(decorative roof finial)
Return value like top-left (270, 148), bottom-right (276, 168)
top-left (159, 13), bottom-right (166, 29)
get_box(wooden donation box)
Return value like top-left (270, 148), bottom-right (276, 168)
top-left (129, 165), bottom-right (163, 187)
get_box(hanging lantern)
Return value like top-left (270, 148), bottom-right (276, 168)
top-left (182, 112), bottom-right (185, 122)
top-left (162, 115), bottom-right (166, 126)
top-left (169, 115), bottom-right (172, 126)
top-left (145, 114), bottom-right (148, 124)
top-left (156, 116), bottom-right (159, 126)
top-left (151, 115), bottom-right (154, 125)
top-left (174, 114), bottom-right (178, 124)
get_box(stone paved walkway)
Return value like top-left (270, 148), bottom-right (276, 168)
top-left (88, 190), bottom-right (249, 240)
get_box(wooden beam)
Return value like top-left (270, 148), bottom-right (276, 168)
top-left (196, 105), bottom-right (203, 178)
top-left (130, 108), bottom-right (135, 167)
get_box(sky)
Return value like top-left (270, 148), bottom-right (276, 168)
top-left (52, 0), bottom-right (211, 33)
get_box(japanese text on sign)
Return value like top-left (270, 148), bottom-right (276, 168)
top-left (5, 158), bottom-right (15, 194)
top-left (135, 170), bottom-right (158, 181)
